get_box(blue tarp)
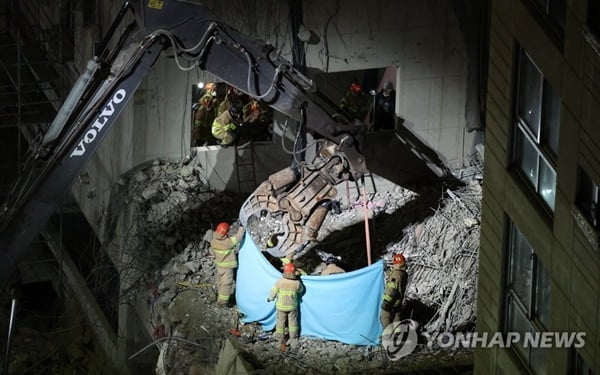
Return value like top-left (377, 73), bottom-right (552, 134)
top-left (235, 235), bottom-right (384, 345)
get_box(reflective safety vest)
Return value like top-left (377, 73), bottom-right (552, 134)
top-left (382, 268), bottom-right (408, 309)
top-left (210, 227), bottom-right (245, 268)
top-left (211, 110), bottom-right (237, 137)
top-left (269, 277), bottom-right (304, 312)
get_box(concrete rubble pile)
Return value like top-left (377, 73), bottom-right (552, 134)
top-left (112, 146), bottom-right (483, 373)
top-left (388, 180), bottom-right (482, 336)
top-left (386, 146), bottom-right (484, 338)
top-left (106, 150), bottom-right (244, 295)
top-left (145, 241), bottom-right (473, 374)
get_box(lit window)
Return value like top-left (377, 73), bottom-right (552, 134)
top-left (576, 168), bottom-right (600, 232)
top-left (513, 48), bottom-right (560, 211)
top-left (505, 222), bottom-right (551, 373)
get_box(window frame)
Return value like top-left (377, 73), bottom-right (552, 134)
top-left (504, 221), bottom-right (551, 374)
top-left (511, 47), bottom-right (560, 214)
top-left (587, 0), bottom-right (600, 40)
top-left (569, 348), bottom-right (597, 375)
top-left (524, 0), bottom-right (566, 50)
top-left (575, 167), bottom-right (600, 232)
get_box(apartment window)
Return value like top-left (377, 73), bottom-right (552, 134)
top-left (513, 48), bottom-right (560, 212)
top-left (529, 0), bottom-right (566, 44)
top-left (576, 168), bottom-right (600, 232)
top-left (505, 222), bottom-right (551, 374)
top-left (570, 349), bottom-right (596, 375)
top-left (588, 1), bottom-right (600, 38)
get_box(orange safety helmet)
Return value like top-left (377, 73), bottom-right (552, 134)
top-left (283, 263), bottom-right (296, 274)
top-left (392, 253), bottom-right (406, 265)
top-left (249, 100), bottom-right (260, 112)
top-left (215, 222), bottom-right (230, 236)
top-left (350, 82), bottom-right (362, 93)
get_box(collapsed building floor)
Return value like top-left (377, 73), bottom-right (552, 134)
top-left (2, 145), bottom-right (482, 374)
top-left (109, 145), bottom-right (484, 374)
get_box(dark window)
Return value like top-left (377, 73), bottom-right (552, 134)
top-left (570, 349), bottom-right (596, 375)
top-left (576, 168), bottom-right (600, 231)
top-left (81, 0), bottom-right (96, 27)
top-left (505, 222), bottom-right (551, 374)
top-left (513, 48), bottom-right (560, 211)
top-left (527, 0), bottom-right (566, 48)
top-left (588, 0), bottom-right (600, 38)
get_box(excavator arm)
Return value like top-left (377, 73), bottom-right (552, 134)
top-left (0, 0), bottom-right (450, 286)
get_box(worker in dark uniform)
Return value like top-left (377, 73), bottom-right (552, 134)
top-left (372, 81), bottom-right (396, 130)
top-left (210, 222), bottom-right (245, 306)
top-left (267, 262), bottom-right (304, 352)
top-left (340, 81), bottom-right (369, 121)
top-left (380, 253), bottom-right (408, 328)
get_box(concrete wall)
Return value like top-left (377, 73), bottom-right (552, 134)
top-left (476, 0), bottom-right (600, 373)
top-left (193, 139), bottom-right (294, 194)
top-left (300, 0), bottom-right (480, 162)
top-left (216, 0), bottom-right (480, 163)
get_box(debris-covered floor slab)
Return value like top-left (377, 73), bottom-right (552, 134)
top-left (113, 147), bottom-right (483, 374)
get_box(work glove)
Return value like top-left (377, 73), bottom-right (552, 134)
top-left (267, 298), bottom-right (273, 302)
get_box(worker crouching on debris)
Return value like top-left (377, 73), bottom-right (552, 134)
top-left (321, 256), bottom-right (345, 276)
top-left (267, 262), bottom-right (304, 352)
top-left (210, 221), bottom-right (245, 306)
top-left (380, 253), bottom-right (409, 329)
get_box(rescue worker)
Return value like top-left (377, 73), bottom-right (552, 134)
top-left (340, 81), bottom-right (369, 121)
top-left (267, 262), bottom-right (304, 352)
top-left (237, 97), bottom-right (269, 145)
top-left (193, 82), bottom-right (219, 145)
top-left (380, 253), bottom-right (408, 329)
top-left (280, 256), bottom-right (307, 276)
top-left (372, 81), bottom-right (396, 130)
top-left (217, 86), bottom-right (246, 116)
top-left (210, 221), bottom-right (245, 306)
top-left (211, 99), bottom-right (243, 147)
top-left (243, 98), bottom-right (264, 124)
top-left (321, 256), bottom-right (345, 276)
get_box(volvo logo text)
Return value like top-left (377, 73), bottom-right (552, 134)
top-left (70, 89), bottom-right (127, 157)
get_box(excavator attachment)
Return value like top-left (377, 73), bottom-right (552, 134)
top-left (239, 146), bottom-right (346, 258)
top-left (240, 125), bottom-right (456, 260)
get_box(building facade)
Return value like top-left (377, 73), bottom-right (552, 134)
top-left (476, 0), bottom-right (599, 374)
